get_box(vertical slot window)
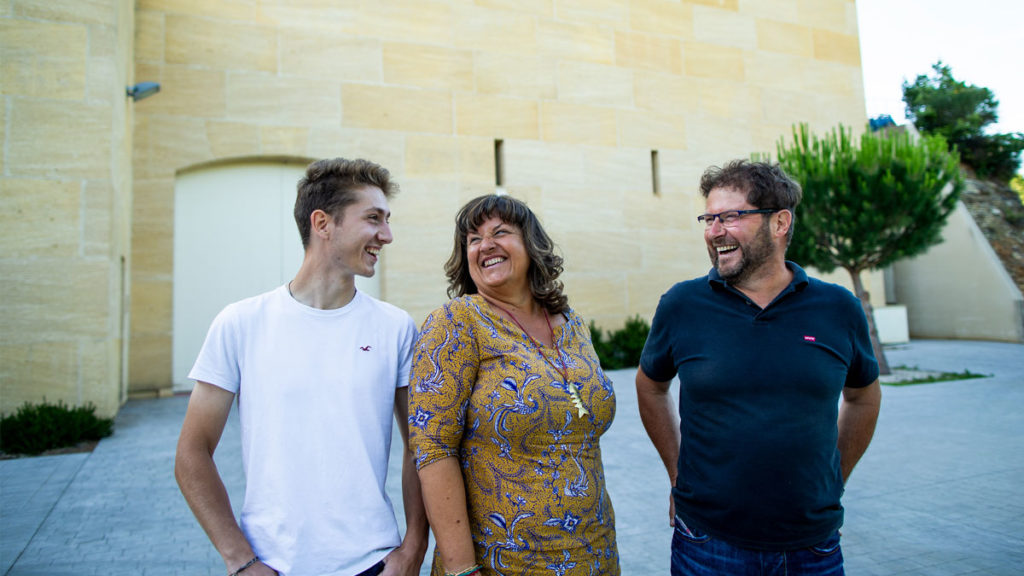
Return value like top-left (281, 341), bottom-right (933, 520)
top-left (495, 139), bottom-right (505, 187)
top-left (651, 150), bottom-right (661, 196)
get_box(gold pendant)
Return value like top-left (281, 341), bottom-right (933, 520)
top-left (567, 382), bottom-right (590, 418)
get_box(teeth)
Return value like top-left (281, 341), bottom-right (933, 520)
top-left (716, 245), bottom-right (737, 253)
top-left (366, 247), bottom-right (380, 255)
top-left (483, 257), bottom-right (505, 267)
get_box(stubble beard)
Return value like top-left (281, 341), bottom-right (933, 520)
top-left (711, 219), bottom-right (775, 285)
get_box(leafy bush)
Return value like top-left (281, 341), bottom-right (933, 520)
top-left (0, 400), bottom-right (113, 455)
top-left (589, 315), bottom-right (651, 370)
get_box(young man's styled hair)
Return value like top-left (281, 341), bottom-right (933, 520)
top-left (699, 159), bottom-right (802, 244)
top-left (444, 194), bottom-right (569, 315)
top-left (294, 158), bottom-right (398, 248)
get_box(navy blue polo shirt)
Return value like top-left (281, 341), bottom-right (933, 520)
top-left (640, 262), bottom-right (878, 550)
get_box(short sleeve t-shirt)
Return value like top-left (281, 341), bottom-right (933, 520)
top-left (190, 286), bottom-right (417, 575)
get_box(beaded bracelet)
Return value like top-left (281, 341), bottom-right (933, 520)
top-left (445, 564), bottom-right (482, 576)
top-left (228, 556), bottom-right (260, 576)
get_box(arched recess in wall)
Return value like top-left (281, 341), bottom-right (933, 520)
top-left (171, 159), bottom-right (382, 391)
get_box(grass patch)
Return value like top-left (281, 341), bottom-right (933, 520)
top-left (883, 366), bottom-right (990, 386)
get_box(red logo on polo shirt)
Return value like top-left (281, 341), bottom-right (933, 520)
top-left (360, 345), bottom-right (372, 351)
top-left (803, 336), bottom-right (816, 342)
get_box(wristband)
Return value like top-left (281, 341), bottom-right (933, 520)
top-left (228, 556), bottom-right (260, 576)
top-left (446, 565), bottom-right (481, 576)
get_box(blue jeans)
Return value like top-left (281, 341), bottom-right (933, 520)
top-left (356, 560), bottom-right (386, 576)
top-left (670, 516), bottom-right (844, 576)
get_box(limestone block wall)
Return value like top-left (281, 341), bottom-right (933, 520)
top-left (129, 0), bottom-right (870, 394)
top-left (1, 0), bottom-right (134, 417)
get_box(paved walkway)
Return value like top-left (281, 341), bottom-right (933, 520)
top-left (2, 340), bottom-right (1022, 575)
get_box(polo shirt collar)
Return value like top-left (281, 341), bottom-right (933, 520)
top-left (707, 261), bottom-right (810, 294)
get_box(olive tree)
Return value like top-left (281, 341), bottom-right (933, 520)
top-left (775, 124), bottom-right (964, 374)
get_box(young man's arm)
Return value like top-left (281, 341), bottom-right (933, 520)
top-left (635, 367), bottom-right (681, 526)
top-left (175, 381), bottom-right (276, 575)
top-left (838, 379), bottom-right (882, 483)
top-left (382, 390), bottom-right (430, 576)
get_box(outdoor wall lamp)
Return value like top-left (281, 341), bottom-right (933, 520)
top-left (126, 82), bottom-right (161, 101)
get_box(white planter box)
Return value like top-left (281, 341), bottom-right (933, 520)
top-left (874, 305), bottom-right (909, 344)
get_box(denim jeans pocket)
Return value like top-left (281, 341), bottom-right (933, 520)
top-left (809, 531), bottom-right (842, 556)
top-left (673, 515), bottom-right (712, 543)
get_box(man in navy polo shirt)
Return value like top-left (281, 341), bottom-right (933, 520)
top-left (636, 160), bottom-right (882, 575)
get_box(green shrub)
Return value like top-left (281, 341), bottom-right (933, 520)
top-left (0, 400), bottom-right (113, 455)
top-left (589, 315), bottom-right (651, 370)
top-left (589, 322), bottom-right (615, 369)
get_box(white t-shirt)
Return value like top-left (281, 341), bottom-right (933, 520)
top-left (189, 285), bottom-right (417, 576)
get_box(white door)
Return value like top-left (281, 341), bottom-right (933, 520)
top-left (172, 162), bottom-right (381, 391)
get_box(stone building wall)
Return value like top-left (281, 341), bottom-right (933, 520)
top-left (2, 0), bottom-right (874, 405)
top-left (129, 0), bottom-right (870, 395)
top-left (1, 0), bottom-right (134, 416)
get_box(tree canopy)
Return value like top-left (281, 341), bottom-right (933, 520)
top-left (775, 123), bottom-right (964, 373)
top-left (778, 124), bottom-right (963, 276)
top-left (903, 62), bottom-right (1024, 181)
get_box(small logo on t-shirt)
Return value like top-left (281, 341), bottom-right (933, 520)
top-left (359, 345), bottom-right (372, 351)
top-left (803, 335), bottom-right (816, 342)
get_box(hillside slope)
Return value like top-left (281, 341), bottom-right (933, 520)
top-left (959, 178), bottom-right (1024, 295)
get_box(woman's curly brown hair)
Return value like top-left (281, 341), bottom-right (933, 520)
top-left (444, 194), bottom-right (569, 315)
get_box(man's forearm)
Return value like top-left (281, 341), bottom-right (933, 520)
top-left (838, 380), bottom-right (882, 482)
top-left (636, 369), bottom-right (681, 484)
top-left (176, 383), bottom-right (260, 572)
top-left (400, 445), bottom-right (430, 554)
top-left (380, 439), bottom-right (431, 576)
top-left (176, 448), bottom-right (255, 570)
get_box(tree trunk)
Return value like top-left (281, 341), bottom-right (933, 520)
top-left (847, 267), bottom-right (891, 376)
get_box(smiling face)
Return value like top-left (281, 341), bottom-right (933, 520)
top-left (704, 186), bottom-right (778, 284)
top-left (325, 185), bottom-right (392, 278)
top-left (466, 215), bottom-right (531, 299)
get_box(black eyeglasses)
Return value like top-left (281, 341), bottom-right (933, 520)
top-left (697, 209), bottom-right (780, 228)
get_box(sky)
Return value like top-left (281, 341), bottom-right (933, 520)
top-left (856, 0), bottom-right (1023, 137)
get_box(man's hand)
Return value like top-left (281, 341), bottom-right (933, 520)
top-left (669, 492), bottom-right (676, 527)
top-left (381, 543), bottom-right (425, 576)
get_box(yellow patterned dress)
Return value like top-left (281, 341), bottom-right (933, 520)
top-left (409, 295), bottom-right (619, 576)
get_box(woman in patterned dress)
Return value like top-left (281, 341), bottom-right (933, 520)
top-left (409, 194), bottom-right (619, 576)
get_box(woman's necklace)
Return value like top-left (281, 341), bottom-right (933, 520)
top-left (485, 298), bottom-right (589, 418)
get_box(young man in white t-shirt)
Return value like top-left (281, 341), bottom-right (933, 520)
top-left (175, 158), bottom-right (428, 576)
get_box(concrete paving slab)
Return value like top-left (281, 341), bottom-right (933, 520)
top-left (842, 340), bottom-right (1024, 576)
top-left (1, 453), bottom-right (90, 573)
top-left (1, 340), bottom-right (1021, 575)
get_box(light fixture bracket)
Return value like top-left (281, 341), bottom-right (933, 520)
top-left (126, 82), bottom-right (161, 101)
